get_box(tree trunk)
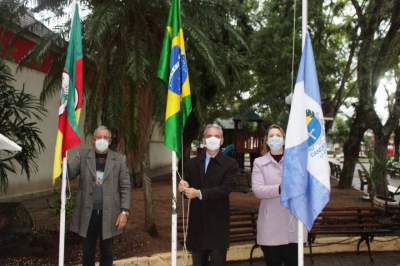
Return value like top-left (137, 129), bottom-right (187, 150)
top-left (339, 0), bottom-right (400, 193)
top-left (370, 74), bottom-right (400, 197)
top-left (373, 73), bottom-right (400, 196)
top-left (372, 134), bottom-right (389, 198)
top-left (141, 152), bottom-right (158, 237)
top-left (135, 83), bottom-right (158, 237)
top-left (339, 111), bottom-right (366, 188)
top-left (183, 111), bottom-right (200, 159)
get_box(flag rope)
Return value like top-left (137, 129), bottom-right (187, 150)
top-left (177, 126), bottom-right (191, 265)
top-left (291, 0), bottom-right (297, 93)
top-left (177, 168), bottom-right (191, 265)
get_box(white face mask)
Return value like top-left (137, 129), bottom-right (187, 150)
top-left (95, 138), bottom-right (109, 153)
top-left (205, 136), bottom-right (221, 151)
top-left (268, 136), bottom-right (284, 151)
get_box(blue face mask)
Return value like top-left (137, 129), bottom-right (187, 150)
top-left (268, 136), bottom-right (284, 151)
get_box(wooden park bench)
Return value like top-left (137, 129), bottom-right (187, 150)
top-left (308, 207), bottom-right (393, 263)
top-left (178, 207), bottom-right (258, 264)
top-left (329, 161), bottom-right (341, 180)
top-left (358, 168), bottom-right (400, 198)
top-left (387, 184), bottom-right (400, 199)
top-left (387, 165), bottom-right (400, 178)
top-left (329, 161), bottom-right (334, 175)
top-left (384, 204), bottom-right (400, 226)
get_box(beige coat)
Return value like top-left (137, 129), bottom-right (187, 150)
top-left (68, 149), bottom-right (131, 240)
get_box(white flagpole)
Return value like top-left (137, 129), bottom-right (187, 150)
top-left (58, 3), bottom-right (79, 265)
top-left (58, 153), bottom-right (68, 266)
top-left (302, 0), bottom-right (308, 47)
top-left (298, 1), bottom-right (307, 266)
top-left (171, 151), bottom-right (178, 266)
top-left (298, 221), bottom-right (304, 266)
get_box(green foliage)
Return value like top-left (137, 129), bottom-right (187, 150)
top-left (181, 0), bottom-right (253, 124)
top-left (26, 0), bottom-right (252, 162)
top-left (367, 152), bottom-right (392, 196)
top-left (328, 116), bottom-right (351, 144)
top-left (0, 1), bottom-right (28, 59)
top-left (47, 190), bottom-right (74, 223)
top-left (248, 0), bottom-right (355, 126)
top-left (0, 1), bottom-right (26, 26)
top-left (0, 60), bottom-right (46, 192)
top-left (248, 0), bottom-right (300, 125)
top-left (338, 0), bottom-right (400, 190)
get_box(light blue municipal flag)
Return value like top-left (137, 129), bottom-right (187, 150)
top-left (280, 32), bottom-right (331, 231)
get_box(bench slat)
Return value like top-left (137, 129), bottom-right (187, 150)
top-left (177, 208), bottom-right (257, 247)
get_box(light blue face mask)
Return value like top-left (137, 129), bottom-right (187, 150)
top-left (268, 136), bottom-right (284, 151)
top-left (205, 136), bottom-right (221, 151)
top-left (95, 138), bottom-right (109, 152)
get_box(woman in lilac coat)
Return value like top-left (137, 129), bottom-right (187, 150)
top-left (252, 124), bottom-right (305, 266)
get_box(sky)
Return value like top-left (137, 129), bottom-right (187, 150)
top-left (375, 77), bottom-right (397, 123)
top-left (28, 1), bottom-right (91, 34)
top-left (338, 77), bottom-right (397, 124)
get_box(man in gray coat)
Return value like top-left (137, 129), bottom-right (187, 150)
top-left (68, 125), bottom-right (131, 266)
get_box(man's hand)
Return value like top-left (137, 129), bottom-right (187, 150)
top-left (178, 180), bottom-right (189, 193)
top-left (115, 212), bottom-right (128, 231)
top-left (184, 187), bottom-right (200, 199)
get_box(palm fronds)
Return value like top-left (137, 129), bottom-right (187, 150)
top-left (0, 59), bottom-right (46, 192)
top-left (25, 0), bottom-right (252, 160)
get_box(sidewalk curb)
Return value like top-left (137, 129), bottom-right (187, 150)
top-left (112, 236), bottom-right (400, 265)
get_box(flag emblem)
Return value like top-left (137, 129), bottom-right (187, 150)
top-left (59, 72), bottom-right (79, 115)
top-left (168, 47), bottom-right (188, 95)
top-left (306, 110), bottom-right (322, 147)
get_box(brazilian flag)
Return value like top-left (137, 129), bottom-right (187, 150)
top-left (157, 0), bottom-right (192, 158)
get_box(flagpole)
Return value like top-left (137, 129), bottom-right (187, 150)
top-left (297, 1), bottom-right (307, 266)
top-left (171, 151), bottom-right (178, 266)
top-left (58, 2), bottom-right (76, 265)
top-left (302, 0), bottom-right (307, 47)
top-left (297, 221), bottom-right (304, 266)
top-left (58, 153), bottom-right (68, 266)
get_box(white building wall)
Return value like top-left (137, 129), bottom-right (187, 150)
top-left (0, 61), bottom-right (171, 200)
top-left (0, 61), bottom-right (59, 199)
top-left (149, 124), bottom-right (172, 169)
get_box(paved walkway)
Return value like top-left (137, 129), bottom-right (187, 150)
top-left (228, 252), bottom-right (400, 266)
top-left (332, 158), bottom-right (400, 199)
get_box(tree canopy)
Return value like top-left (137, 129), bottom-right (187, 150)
top-left (5, 0), bottom-right (400, 211)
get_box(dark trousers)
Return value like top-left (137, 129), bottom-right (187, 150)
top-left (82, 210), bottom-right (113, 266)
top-left (192, 248), bottom-right (227, 266)
top-left (261, 243), bottom-right (297, 266)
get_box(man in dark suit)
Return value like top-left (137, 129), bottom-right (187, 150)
top-left (179, 123), bottom-right (239, 266)
top-left (68, 126), bottom-right (131, 266)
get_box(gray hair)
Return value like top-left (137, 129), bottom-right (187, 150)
top-left (93, 125), bottom-right (112, 138)
top-left (202, 123), bottom-right (223, 138)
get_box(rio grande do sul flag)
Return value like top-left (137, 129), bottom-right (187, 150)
top-left (52, 3), bottom-right (83, 183)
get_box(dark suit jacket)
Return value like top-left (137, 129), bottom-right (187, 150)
top-left (184, 151), bottom-right (239, 250)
